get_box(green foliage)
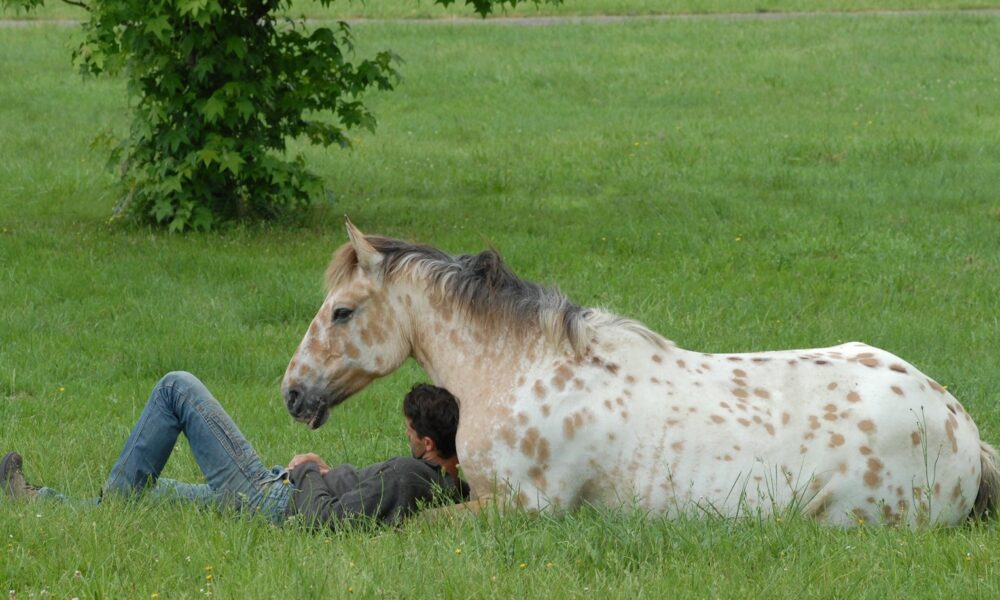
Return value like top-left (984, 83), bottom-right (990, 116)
top-left (74, 1), bottom-right (400, 231)
top-left (0, 0), bottom-right (557, 231)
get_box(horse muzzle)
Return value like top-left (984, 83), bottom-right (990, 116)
top-left (284, 386), bottom-right (345, 430)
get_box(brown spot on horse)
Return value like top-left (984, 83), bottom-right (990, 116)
top-left (863, 457), bottom-right (883, 488)
top-left (563, 417), bottom-right (575, 439)
top-left (520, 427), bottom-right (541, 458)
top-left (858, 420), bottom-right (876, 433)
top-left (528, 466), bottom-right (548, 491)
top-left (945, 415), bottom-right (959, 453)
top-left (537, 438), bottom-right (551, 463)
top-left (500, 426), bottom-right (517, 448)
top-left (551, 364), bottom-right (573, 391)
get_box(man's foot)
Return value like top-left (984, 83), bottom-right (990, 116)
top-left (1, 452), bottom-right (40, 502)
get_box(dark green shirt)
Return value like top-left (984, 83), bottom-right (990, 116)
top-left (287, 456), bottom-right (470, 527)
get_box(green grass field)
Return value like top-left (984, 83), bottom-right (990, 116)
top-left (3, 6), bottom-right (1000, 598)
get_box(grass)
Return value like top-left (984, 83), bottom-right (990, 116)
top-left (3, 0), bottom-right (1000, 20)
top-left (3, 9), bottom-right (1000, 598)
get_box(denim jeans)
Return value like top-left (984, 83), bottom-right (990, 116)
top-left (40, 372), bottom-right (291, 523)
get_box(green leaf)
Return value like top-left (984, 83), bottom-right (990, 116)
top-left (224, 37), bottom-right (247, 59)
top-left (197, 148), bottom-right (220, 166)
top-left (234, 99), bottom-right (255, 121)
top-left (144, 16), bottom-right (172, 44)
top-left (219, 151), bottom-right (245, 175)
top-left (192, 57), bottom-right (216, 81)
top-left (191, 206), bottom-right (215, 232)
top-left (161, 175), bottom-right (184, 195)
top-left (161, 129), bottom-right (190, 153)
top-left (152, 198), bottom-right (175, 223)
top-left (167, 217), bottom-right (187, 234)
top-left (201, 96), bottom-right (226, 123)
top-left (177, 0), bottom-right (208, 17)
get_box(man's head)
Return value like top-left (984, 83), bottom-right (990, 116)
top-left (403, 384), bottom-right (460, 460)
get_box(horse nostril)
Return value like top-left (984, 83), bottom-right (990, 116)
top-left (286, 388), bottom-right (302, 413)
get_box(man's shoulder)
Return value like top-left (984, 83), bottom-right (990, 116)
top-left (366, 456), bottom-right (440, 475)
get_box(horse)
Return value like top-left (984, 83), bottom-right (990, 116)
top-left (281, 221), bottom-right (999, 526)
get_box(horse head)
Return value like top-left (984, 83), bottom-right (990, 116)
top-left (282, 220), bottom-right (412, 429)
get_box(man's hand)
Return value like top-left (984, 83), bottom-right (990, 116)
top-left (288, 452), bottom-right (331, 476)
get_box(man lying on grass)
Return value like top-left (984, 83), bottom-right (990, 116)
top-left (1, 372), bottom-right (469, 527)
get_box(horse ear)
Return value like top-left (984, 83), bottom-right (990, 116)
top-left (345, 217), bottom-right (383, 277)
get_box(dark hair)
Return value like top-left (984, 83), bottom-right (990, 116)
top-left (403, 384), bottom-right (460, 459)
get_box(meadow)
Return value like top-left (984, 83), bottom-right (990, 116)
top-left (3, 3), bottom-right (1000, 598)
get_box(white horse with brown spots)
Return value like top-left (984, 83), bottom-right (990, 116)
top-left (282, 222), bottom-right (999, 526)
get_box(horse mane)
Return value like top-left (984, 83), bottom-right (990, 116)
top-left (325, 236), bottom-right (670, 356)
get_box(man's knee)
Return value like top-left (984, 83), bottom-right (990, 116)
top-left (158, 371), bottom-right (202, 390)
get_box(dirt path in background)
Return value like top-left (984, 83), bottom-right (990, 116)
top-left (2, 7), bottom-right (999, 28)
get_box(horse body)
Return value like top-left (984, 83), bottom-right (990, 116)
top-left (282, 223), bottom-right (998, 526)
top-left (463, 327), bottom-right (982, 526)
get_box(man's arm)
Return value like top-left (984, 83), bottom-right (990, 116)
top-left (420, 495), bottom-right (499, 522)
top-left (288, 457), bottom-right (443, 527)
top-left (287, 452), bottom-right (330, 475)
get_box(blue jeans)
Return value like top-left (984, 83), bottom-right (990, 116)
top-left (40, 372), bottom-right (291, 523)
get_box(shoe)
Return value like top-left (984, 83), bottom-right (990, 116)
top-left (1, 452), bottom-right (40, 502)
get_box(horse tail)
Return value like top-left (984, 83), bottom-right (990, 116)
top-left (971, 441), bottom-right (1000, 520)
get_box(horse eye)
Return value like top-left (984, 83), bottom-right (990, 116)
top-left (332, 308), bottom-right (355, 324)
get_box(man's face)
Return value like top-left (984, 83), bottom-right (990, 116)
top-left (405, 417), bottom-right (425, 459)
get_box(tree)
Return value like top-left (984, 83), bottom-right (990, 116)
top-left (2, 0), bottom-right (558, 231)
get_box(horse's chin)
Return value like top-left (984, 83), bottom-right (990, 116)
top-left (308, 406), bottom-right (330, 430)
top-left (304, 391), bottom-right (350, 429)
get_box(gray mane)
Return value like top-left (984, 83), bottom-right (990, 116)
top-left (373, 237), bottom-right (591, 353)
top-left (326, 235), bottom-right (670, 355)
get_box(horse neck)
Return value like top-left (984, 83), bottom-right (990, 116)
top-left (402, 284), bottom-right (553, 406)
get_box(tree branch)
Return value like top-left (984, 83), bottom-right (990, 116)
top-left (60, 0), bottom-right (90, 10)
